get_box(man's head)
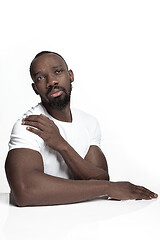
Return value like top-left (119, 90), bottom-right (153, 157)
top-left (30, 51), bottom-right (74, 110)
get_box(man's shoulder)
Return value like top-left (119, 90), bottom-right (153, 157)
top-left (21, 103), bottom-right (44, 118)
top-left (9, 103), bottom-right (44, 152)
top-left (12, 103), bottom-right (44, 133)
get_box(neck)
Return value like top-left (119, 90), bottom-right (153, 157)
top-left (42, 102), bottom-right (72, 122)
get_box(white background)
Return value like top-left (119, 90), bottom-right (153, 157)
top-left (0, 0), bottom-right (160, 195)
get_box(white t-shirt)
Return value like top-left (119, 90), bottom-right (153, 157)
top-left (9, 103), bottom-right (101, 179)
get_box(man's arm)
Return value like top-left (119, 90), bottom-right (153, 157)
top-left (22, 114), bottom-right (109, 180)
top-left (5, 148), bottom-right (158, 207)
top-left (58, 144), bottom-right (110, 180)
top-left (5, 148), bottom-right (108, 207)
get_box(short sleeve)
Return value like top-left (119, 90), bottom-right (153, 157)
top-left (9, 118), bottom-right (42, 152)
top-left (89, 117), bottom-right (101, 147)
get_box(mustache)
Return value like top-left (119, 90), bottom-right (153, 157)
top-left (46, 85), bottom-right (67, 96)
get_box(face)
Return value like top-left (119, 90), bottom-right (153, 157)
top-left (31, 53), bottom-right (74, 110)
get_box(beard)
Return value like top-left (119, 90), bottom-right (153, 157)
top-left (46, 83), bottom-right (72, 110)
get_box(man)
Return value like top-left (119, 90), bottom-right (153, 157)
top-left (5, 51), bottom-right (158, 206)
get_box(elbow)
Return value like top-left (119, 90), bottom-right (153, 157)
top-left (11, 186), bottom-right (34, 207)
top-left (103, 172), bottom-right (110, 181)
top-left (15, 198), bottom-right (27, 208)
top-left (98, 174), bottom-right (110, 181)
top-left (12, 191), bottom-right (28, 207)
top-left (15, 194), bottom-right (29, 207)
top-left (106, 174), bottom-right (110, 181)
top-left (91, 169), bottom-right (110, 181)
top-left (95, 172), bottom-right (110, 181)
top-left (95, 170), bottom-right (110, 181)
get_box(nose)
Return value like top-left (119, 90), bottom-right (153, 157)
top-left (46, 74), bottom-right (58, 88)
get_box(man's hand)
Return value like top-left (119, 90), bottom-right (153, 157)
top-left (22, 114), bottom-right (65, 151)
top-left (22, 114), bottom-right (109, 181)
top-left (108, 181), bottom-right (158, 200)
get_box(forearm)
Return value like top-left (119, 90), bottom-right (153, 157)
top-left (58, 141), bottom-right (108, 180)
top-left (14, 172), bottom-right (108, 206)
top-left (23, 115), bottom-right (109, 180)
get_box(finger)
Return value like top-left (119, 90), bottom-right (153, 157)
top-left (137, 193), bottom-right (152, 200)
top-left (136, 186), bottom-right (158, 199)
top-left (135, 186), bottom-right (152, 199)
top-left (38, 115), bottom-right (55, 127)
top-left (23, 114), bottom-right (49, 123)
top-left (131, 185), bottom-right (150, 200)
top-left (26, 126), bottom-right (42, 137)
top-left (22, 114), bottom-right (54, 126)
top-left (137, 186), bottom-right (158, 198)
top-left (40, 114), bottom-right (48, 118)
top-left (22, 120), bottom-right (44, 131)
top-left (22, 115), bottom-right (53, 126)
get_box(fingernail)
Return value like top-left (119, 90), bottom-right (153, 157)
top-left (22, 119), bottom-right (25, 125)
top-left (40, 114), bottom-right (46, 117)
top-left (154, 194), bottom-right (158, 198)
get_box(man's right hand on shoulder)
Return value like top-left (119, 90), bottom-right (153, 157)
top-left (22, 114), bottom-right (66, 151)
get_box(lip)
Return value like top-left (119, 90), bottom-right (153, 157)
top-left (50, 89), bottom-right (63, 98)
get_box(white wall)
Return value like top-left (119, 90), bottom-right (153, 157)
top-left (0, 0), bottom-right (160, 193)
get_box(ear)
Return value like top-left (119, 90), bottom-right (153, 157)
top-left (32, 83), bottom-right (39, 95)
top-left (68, 70), bottom-right (74, 83)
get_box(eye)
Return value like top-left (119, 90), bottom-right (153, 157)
top-left (37, 75), bottom-right (46, 81)
top-left (55, 69), bottom-right (63, 74)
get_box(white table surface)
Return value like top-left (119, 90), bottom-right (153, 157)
top-left (0, 193), bottom-right (160, 240)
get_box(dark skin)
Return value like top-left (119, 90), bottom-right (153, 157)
top-left (5, 53), bottom-right (158, 206)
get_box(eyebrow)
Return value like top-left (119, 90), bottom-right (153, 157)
top-left (34, 71), bottom-right (43, 77)
top-left (34, 65), bottom-right (63, 77)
